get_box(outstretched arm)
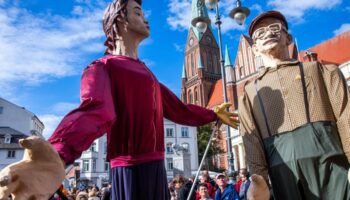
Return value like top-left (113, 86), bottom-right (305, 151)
top-left (49, 59), bottom-right (116, 165)
top-left (160, 83), bottom-right (217, 126)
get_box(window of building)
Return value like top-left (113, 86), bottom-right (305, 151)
top-left (240, 66), bottom-right (245, 78)
top-left (191, 53), bottom-right (195, 76)
top-left (92, 159), bottom-right (96, 172)
top-left (188, 91), bottom-right (193, 104)
top-left (181, 127), bottom-right (189, 137)
top-left (194, 87), bottom-right (198, 104)
top-left (166, 143), bottom-right (174, 154)
top-left (166, 158), bottom-right (173, 170)
top-left (4, 134), bottom-right (11, 144)
top-left (213, 54), bottom-right (218, 73)
top-left (90, 142), bottom-right (97, 152)
top-left (7, 150), bottom-right (15, 158)
top-left (82, 160), bottom-right (89, 172)
top-left (166, 128), bottom-right (174, 137)
top-left (104, 142), bottom-right (107, 154)
top-left (104, 161), bottom-right (110, 172)
top-left (207, 51), bottom-right (213, 72)
top-left (0, 107), bottom-right (3, 114)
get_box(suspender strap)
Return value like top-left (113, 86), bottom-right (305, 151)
top-left (254, 79), bottom-right (272, 137)
top-left (298, 63), bottom-right (311, 123)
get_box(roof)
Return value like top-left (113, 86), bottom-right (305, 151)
top-left (0, 127), bottom-right (26, 136)
top-left (207, 79), bottom-right (224, 108)
top-left (299, 30), bottom-right (350, 65)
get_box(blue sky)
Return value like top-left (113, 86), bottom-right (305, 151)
top-left (0, 0), bottom-right (349, 138)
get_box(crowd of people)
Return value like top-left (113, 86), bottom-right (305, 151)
top-left (169, 169), bottom-right (251, 200)
top-left (47, 184), bottom-right (112, 200)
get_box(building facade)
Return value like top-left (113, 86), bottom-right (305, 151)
top-left (75, 119), bottom-right (199, 187)
top-left (0, 97), bottom-right (44, 170)
top-left (0, 97), bottom-right (44, 136)
top-left (164, 118), bottom-right (199, 179)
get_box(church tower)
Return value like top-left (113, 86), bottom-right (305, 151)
top-left (181, 0), bottom-right (221, 107)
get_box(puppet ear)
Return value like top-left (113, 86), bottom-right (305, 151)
top-left (19, 138), bottom-right (32, 149)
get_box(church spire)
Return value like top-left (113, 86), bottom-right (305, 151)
top-left (191, 0), bottom-right (210, 40)
top-left (224, 45), bottom-right (233, 67)
top-left (182, 64), bottom-right (187, 78)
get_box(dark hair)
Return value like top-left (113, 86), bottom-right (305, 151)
top-left (103, 0), bottom-right (142, 54)
top-left (198, 183), bottom-right (208, 189)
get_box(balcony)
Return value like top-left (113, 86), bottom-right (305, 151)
top-left (81, 151), bottom-right (98, 159)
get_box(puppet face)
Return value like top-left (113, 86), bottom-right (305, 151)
top-left (252, 17), bottom-right (291, 57)
top-left (122, 0), bottom-right (150, 39)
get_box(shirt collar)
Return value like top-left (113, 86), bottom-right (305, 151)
top-left (257, 59), bottom-right (299, 79)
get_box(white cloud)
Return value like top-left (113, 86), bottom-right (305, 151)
top-left (167, 0), bottom-right (192, 31)
top-left (174, 43), bottom-right (185, 52)
top-left (52, 102), bottom-right (79, 115)
top-left (250, 4), bottom-right (263, 14)
top-left (166, 0), bottom-right (246, 33)
top-left (39, 114), bottom-right (64, 139)
top-left (267, 0), bottom-right (342, 21)
top-left (0, 1), bottom-right (108, 93)
top-left (334, 23), bottom-right (350, 36)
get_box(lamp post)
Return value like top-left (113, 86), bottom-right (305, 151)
top-left (191, 0), bottom-right (250, 176)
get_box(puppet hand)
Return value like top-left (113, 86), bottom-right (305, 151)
top-left (0, 136), bottom-right (65, 200)
top-left (214, 103), bottom-right (239, 129)
top-left (247, 174), bottom-right (270, 200)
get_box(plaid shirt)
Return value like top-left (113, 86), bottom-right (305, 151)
top-left (239, 60), bottom-right (350, 181)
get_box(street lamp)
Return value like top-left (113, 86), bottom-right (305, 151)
top-left (230, 0), bottom-right (250, 25)
top-left (191, 0), bottom-right (250, 176)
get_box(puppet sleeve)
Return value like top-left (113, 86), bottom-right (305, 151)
top-left (321, 63), bottom-right (350, 161)
top-left (160, 83), bottom-right (217, 126)
top-left (238, 90), bottom-right (269, 183)
top-left (48, 59), bottom-right (116, 165)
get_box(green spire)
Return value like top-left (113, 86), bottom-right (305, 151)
top-left (224, 45), bottom-right (233, 67)
top-left (182, 64), bottom-right (186, 78)
top-left (198, 54), bottom-right (204, 69)
top-left (191, 0), bottom-right (210, 40)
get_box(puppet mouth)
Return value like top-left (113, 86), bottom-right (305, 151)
top-left (263, 38), bottom-right (278, 45)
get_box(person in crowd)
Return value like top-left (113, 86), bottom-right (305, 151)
top-left (238, 171), bottom-right (250, 200)
top-left (197, 183), bottom-right (213, 200)
top-left (214, 173), bottom-right (240, 200)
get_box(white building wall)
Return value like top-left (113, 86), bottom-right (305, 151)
top-left (0, 98), bottom-right (44, 136)
top-left (164, 119), bottom-right (199, 177)
top-left (0, 149), bottom-right (24, 169)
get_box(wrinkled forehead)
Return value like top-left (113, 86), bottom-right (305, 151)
top-left (252, 17), bottom-right (286, 32)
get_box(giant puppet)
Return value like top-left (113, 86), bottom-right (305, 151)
top-left (239, 11), bottom-right (350, 199)
top-left (0, 0), bottom-right (239, 199)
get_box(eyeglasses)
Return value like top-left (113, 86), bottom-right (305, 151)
top-left (252, 23), bottom-right (287, 40)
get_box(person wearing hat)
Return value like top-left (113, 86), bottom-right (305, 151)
top-left (239, 10), bottom-right (350, 199)
top-left (214, 173), bottom-right (240, 200)
top-left (0, 0), bottom-right (240, 199)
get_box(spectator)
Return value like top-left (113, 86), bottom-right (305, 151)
top-left (239, 171), bottom-right (250, 200)
top-left (214, 173), bottom-right (239, 200)
top-left (76, 191), bottom-right (88, 200)
top-left (197, 183), bottom-right (213, 200)
top-left (177, 177), bottom-right (195, 200)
